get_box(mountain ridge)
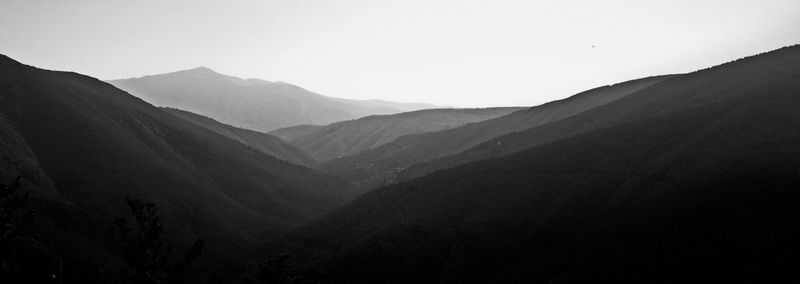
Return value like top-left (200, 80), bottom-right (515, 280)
top-left (271, 107), bottom-right (526, 161)
top-left (288, 45), bottom-right (800, 282)
top-left (0, 54), bottom-right (357, 280)
top-left (318, 74), bottom-right (672, 189)
top-left (162, 107), bottom-right (320, 167)
top-left (108, 67), bottom-right (439, 132)
top-left (399, 44), bottom-right (800, 182)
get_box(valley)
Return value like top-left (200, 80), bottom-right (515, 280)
top-left (2, 45), bottom-right (799, 283)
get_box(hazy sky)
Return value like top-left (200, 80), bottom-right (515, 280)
top-left (2, 0), bottom-right (799, 107)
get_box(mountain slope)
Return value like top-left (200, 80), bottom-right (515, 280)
top-left (163, 107), bottom-right (318, 167)
top-left (0, 113), bottom-right (59, 200)
top-left (270, 107), bottom-right (525, 161)
top-left (0, 55), bottom-right (355, 278)
top-left (399, 45), bottom-right (800, 182)
top-left (289, 45), bottom-right (800, 283)
top-left (319, 75), bottom-right (670, 188)
top-left (108, 68), bottom-right (436, 132)
top-left (269, 124), bottom-right (327, 143)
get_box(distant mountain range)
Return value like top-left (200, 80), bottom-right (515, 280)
top-left (108, 67), bottom-right (439, 132)
top-left (270, 107), bottom-right (525, 162)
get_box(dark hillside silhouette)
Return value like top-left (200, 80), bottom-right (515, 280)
top-left (1, 41), bottom-right (798, 283)
top-left (399, 45), bottom-right (800, 182)
top-left (319, 75), bottom-right (671, 189)
top-left (290, 45), bottom-right (800, 283)
top-left (0, 54), bottom-right (355, 280)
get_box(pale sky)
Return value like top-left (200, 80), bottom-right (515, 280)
top-left (1, 0), bottom-right (798, 107)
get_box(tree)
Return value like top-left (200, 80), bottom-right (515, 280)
top-left (112, 197), bottom-right (204, 283)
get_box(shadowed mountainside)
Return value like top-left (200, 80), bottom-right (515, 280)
top-left (318, 75), bottom-right (671, 189)
top-left (398, 44), bottom-right (800, 182)
top-left (0, 54), bottom-right (355, 281)
top-left (108, 67), bottom-right (438, 132)
top-left (289, 45), bottom-right (800, 283)
top-left (163, 107), bottom-right (319, 167)
top-left (270, 107), bottom-right (525, 162)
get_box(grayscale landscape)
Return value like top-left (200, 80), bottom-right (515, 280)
top-left (1, 0), bottom-right (799, 283)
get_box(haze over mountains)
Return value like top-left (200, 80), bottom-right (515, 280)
top-left (108, 67), bottom-right (438, 132)
top-left (271, 107), bottom-right (525, 162)
top-left (1, 45), bottom-right (799, 283)
top-left (162, 107), bottom-right (319, 167)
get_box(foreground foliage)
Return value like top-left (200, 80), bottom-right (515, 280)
top-left (113, 198), bottom-right (205, 284)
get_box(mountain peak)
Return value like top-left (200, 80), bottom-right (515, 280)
top-left (164, 66), bottom-right (232, 81)
top-left (185, 66), bottom-right (217, 74)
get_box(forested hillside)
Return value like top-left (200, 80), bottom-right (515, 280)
top-left (0, 54), bottom-right (355, 282)
top-left (271, 107), bottom-right (524, 161)
top-left (289, 45), bottom-right (800, 283)
top-left (319, 75), bottom-right (670, 189)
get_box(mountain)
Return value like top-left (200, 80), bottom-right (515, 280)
top-left (327, 97), bottom-right (441, 113)
top-left (108, 67), bottom-right (437, 132)
top-left (0, 54), bottom-right (355, 281)
top-left (396, 45), bottom-right (800, 183)
top-left (162, 107), bottom-right (319, 167)
top-left (270, 107), bottom-right (525, 162)
top-left (269, 124), bottom-right (328, 143)
top-left (289, 45), bottom-right (800, 283)
top-left (318, 75), bottom-right (671, 189)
